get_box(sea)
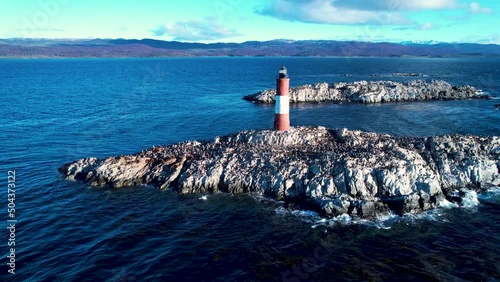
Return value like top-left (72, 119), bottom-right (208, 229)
top-left (0, 57), bottom-right (499, 281)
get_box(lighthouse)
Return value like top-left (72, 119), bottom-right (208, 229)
top-left (274, 65), bottom-right (290, 131)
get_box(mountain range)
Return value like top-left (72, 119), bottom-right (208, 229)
top-left (1, 38), bottom-right (499, 58)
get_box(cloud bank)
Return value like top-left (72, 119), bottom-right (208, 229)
top-left (469, 2), bottom-right (492, 14)
top-left (259, 0), bottom-right (463, 25)
top-left (152, 18), bottom-right (240, 41)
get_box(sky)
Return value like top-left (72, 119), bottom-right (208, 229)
top-left (0, 0), bottom-right (498, 44)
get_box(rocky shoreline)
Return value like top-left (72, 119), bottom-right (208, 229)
top-left (243, 80), bottom-right (490, 104)
top-left (59, 127), bottom-right (499, 219)
top-left (370, 73), bottom-right (427, 77)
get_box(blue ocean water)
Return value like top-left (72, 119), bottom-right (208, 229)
top-left (0, 57), bottom-right (499, 281)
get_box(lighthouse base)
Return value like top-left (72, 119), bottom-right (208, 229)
top-left (274, 114), bottom-right (290, 131)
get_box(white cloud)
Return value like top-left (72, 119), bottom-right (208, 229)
top-left (395, 0), bottom-right (457, 10)
top-left (260, 0), bottom-right (412, 25)
top-left (152, 18), bottom-right (240, 41)
top-left (420, 23), bottom-right (433, 30)
top-left (393, 22), bottom-right (437, 31)
top-left (260, 0), bottom-right (459, 25)
top-left (460, 33), bottom-right (500, 44)
top-left (469, 2), bottom-right (492, 14)
top-left (332, 0), bottom-right (457, 11)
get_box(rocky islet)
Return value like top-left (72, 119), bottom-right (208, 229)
top-left (59, 127), bottom-right (499, 219)
top-left (243, 79), bottom-right (489, 104)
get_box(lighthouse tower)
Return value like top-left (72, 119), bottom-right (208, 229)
top-left (274, 65), bottom-right (290, 131)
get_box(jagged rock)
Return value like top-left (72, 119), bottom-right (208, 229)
top-left (243, 80), bottom-right (490, 104)
top-left (59, 127), bottom-right (499, 219)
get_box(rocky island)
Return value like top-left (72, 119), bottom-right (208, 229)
top-left (60, 127), bottom-right (499, 218)
top-left (243, 80), bottom-right (489, 104)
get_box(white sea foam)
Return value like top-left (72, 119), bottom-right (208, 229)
top-left (371, 214), bottom-right (400, 229)
top-left (461, 190), bottom-right (480, 208)
top-left (277, 208), bottom-right (323, 223)
top-left (400, 208), bottom-right (448, 223)
top-left (438, 198), bottom-right (459, 209)
top-left (273, 188), bottom-right (496, 229)
top-left (198, 195), bottom-right (208, 201)
top-left (321, 213), bottom-right (400, 229)
top-left (292, 210), bottom-right (320, 218)
top-left (275, 204), bottom-right (452, 229)
top-left (330, 214), bottom-right (353, 225)
top-left (477, 187), bottom-right (500, 204)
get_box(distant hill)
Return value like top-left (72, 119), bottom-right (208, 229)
top-left (0, 38), bottom-right (499, 58)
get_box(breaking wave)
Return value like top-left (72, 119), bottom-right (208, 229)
top-left (273, 188), bottom-right (498, 230)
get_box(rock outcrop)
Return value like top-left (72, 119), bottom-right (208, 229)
top-left (243, 80), bottom-right (490, 104)
top-left (59, 127), bottom-right (499, 218)
top-left (370, 73), bottom-right (427, 77)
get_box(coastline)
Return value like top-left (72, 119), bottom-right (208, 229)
top-left (244, 79), bottom-right (491, 104)
top-left (59, 126), bottom-right (499, 219)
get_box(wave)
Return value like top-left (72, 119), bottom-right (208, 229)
top-left (477, 187), bottom-right (500, 204)
top-left (274, 207), bottom-right (450, 230)
top-left (272, 188), bottom-right (499, 229)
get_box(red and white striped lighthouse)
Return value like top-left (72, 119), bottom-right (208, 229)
top-left (274, 65), bottom-right (290, 131)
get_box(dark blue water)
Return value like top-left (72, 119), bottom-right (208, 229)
top-left (0, 57), bottom-right (499, 281)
